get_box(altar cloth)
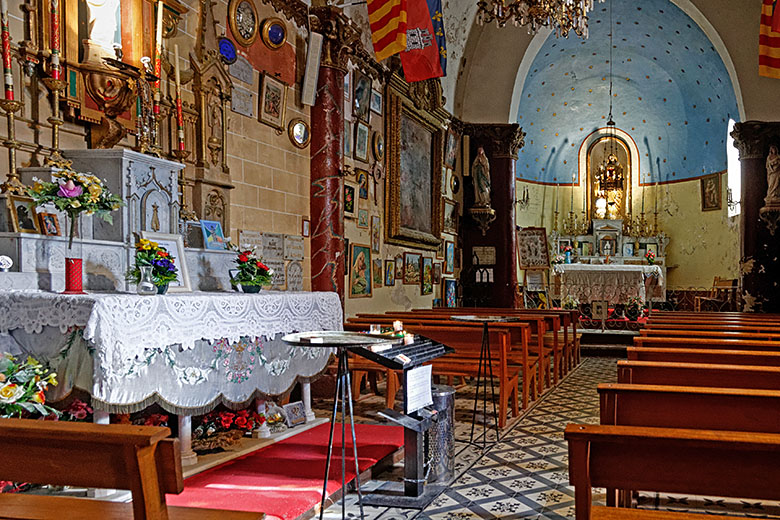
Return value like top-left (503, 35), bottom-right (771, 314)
top-left (552, 264), bottom-right (663, 304)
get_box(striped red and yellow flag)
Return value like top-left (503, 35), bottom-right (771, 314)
top-left (760, 0), bottom-right (780, 79)
top-left (367, 0), bottom-right (408, 62)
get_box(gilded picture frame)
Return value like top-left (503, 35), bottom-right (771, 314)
top-left (258, 73), bottom-right (286, 131)
top-left (700, 173), bottom-right (722, 211)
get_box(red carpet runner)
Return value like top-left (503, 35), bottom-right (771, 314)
top-left (167, 423), bottom-right (403, 520)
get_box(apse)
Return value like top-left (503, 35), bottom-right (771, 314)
top-left (515, 0), bottom-right (739, 185)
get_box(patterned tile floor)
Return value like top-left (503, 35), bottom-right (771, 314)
top-left (316, 357), bottom-right (780, 520)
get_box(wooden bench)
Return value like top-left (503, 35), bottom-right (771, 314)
top-left (639, 329), bottom-right (780, 341)
top-left (0, 418), bottom-right (262, 519)
top-left (627, 346), bottom-right (780, 366)
top-left (617, 360), bottom-right (780, 389)
top-left (643, 322), bottom-right (780, 333)
top-left (633, 336), bottom-right (780, 352)
top-left (565, 423), bottom-right (780, 520)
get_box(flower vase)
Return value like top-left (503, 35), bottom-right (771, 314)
top-left (241, 284), bottom-right (261, 294)
top-left (136, 266), bottom-right (157, 296)
top-left (565, 251), bottom-right (572, 264)
top-left (62, 215), bottom-right (85, 295)
top-left (156, 283), bottom-right (169, 295)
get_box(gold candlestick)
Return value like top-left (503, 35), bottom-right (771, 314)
top-left (0, 98), bottom-right (24, 194)
top-left (173, 149), bottom-right (198, 222)
top-left (42, 77), bottom-right (70, 169)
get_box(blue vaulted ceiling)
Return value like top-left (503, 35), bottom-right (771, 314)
top-left (515, 0), bottom-right (739, 184)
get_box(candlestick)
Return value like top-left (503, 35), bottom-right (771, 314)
top-left (50, 0), bottom-right (60, 80)
top-left (0, 98), bottom-right (24, 194)
top-left (173, 44), bottom-right (185, 152)
top-left (555, 184), bottom-right (559, 212)
top-left (0, 0), bottom-right (13, 100)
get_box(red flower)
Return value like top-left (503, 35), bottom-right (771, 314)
top-left (256, 261), bottom-right (268, 270)
top-left (219, 411), bottom-right (235, 429)
top-left (234, 416), bottom-right (248, 429)
top-left (157, 251), bottom-right (168, 257)
top-left (238, 254), bottom-right (249, 263)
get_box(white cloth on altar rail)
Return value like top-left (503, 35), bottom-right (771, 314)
top-left (552, 264), bottom-right (663, 304)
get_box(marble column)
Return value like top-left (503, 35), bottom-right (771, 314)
top-left (462, 124), bottom-right (526, 308)
top-left (731, 121), bottom-right (780, 312)
top-left (309, 7), bottom-right (360, 300)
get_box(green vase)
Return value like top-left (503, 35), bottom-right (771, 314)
top-left (156, 283), bottom-right (169, 295)
top-left (241, 284), bottom-right (261, 294)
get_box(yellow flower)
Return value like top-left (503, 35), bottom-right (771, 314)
top-left (70, 200), bottom-right (81, 208)
top-left (88, 183), bottom-right (102, 202)
top-left (33, 181), bottom-right (46, 193)
top-left (137, 238), bottom-right (159, 251)
top-left (46, 373), bottom-right (57, 386)
top-left (0, 383), bottom-right (23, 404)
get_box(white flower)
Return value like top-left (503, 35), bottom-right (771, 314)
top-left (268, 269), bottom-right (274, 275)
top-left (0, 382), bottom-right (25, 404)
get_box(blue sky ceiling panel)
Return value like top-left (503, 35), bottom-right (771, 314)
top-left (515, 0), bottom-right (739, 184)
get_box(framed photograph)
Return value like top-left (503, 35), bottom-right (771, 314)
top-left (258, 73), bottom-right (287, 131)
top-left (442, 198), bottom-right (459, 234)
top-left (646, 243), bottom-right (659, 256)
top-left (349, 243), bottom-right (372, 298)
top-left (201, 219), bottom-right (227, 250)
top-left (354, 121), bottom-right (370, 163)
top-left (403, 252), bottom-right (421, 285)
top-left (421, 257), bottom-right (433, 295)
top-left (282, 401), bottom-right (306, 427)
top-left (302, 218), bottom-right (310, 237)
top-left (8, 195), bottom-right (40, 234)
top-left (384, 259), bottom-right (395, 286)
top-left (444, 127), bottom-right (459, 170)
top-left (592, 300), bottom-right (609, 320)
top-left (344, 120), bottom-right (353, 157)
top-left (371, 215), bottom-right (381, 253)
top-left (344, 181), bottom-right (357, 219)
top-left (622, 242), bottom-right (634, 257)
top-left (356, 168), bottom-right (369, 199)
top-left (444, 240), bottom-right (455, 274)
top-left (357, 208), bottom-right (369, 229)
top-left (372, 258), bottom-right (383, 288)
top-left (370, 88), bottom-right (383, 114)
top-left (443, 278), bottom-right (457, 308)
top-left (516, 227), bottom-right (550, 270)
top-left (352, 70), bottom-right (371, 123)
top-left (385, 96), bottom-right (444, 249)
top-left (38, 212), bottom-right (61, 236)
top-left (700, 172), bottom-right (722, 211)
top-left (433, 262), bottom-right (442, 284)
top-left (394, 254), bottom-right (404, 279)
top-left (140, 232), bottom-right (192, 292)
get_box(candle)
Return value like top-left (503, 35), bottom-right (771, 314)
top-left (369, 324), bottom-right (381, 334)
top-left (555, 184), bottom-right (559, 212)
top-left (173, 43), bottom-right (185, 151)
top-left (50, 0), bottom-right (60, 80)
top-left (570, 178), bottom-right (574, 212)
top-left (403, 333), bottom-right (415, 346)
top-left (654, 181), bottom-right (658, 212)
top-left (0, 0), bottom-right (13, 100)
top-left (582, 177), bottom-right (586, 212)
top-left (154, 0), bottom-right (163, 95)
top-left (392, 320), bottom-right (403, 332)
top-left (641, 182), bottom-right (645, 213)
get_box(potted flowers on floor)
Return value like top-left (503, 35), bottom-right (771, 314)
top-left (626, 296), bottom-right (643, 321)
top-left (229, 244), bottom-right (273, 293)
top-left (127, 238), bottom-right (179, 294)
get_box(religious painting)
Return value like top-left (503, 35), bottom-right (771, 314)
top-left (349, 243), bottom-right (372, 298)
top-left (258, 73), bottom-right (287, 131)
top-left (357, 209), bottom-right (369, 229)
top-left (356, 168), bottom-right (369, 199)
top-left (140, 232), bottom-right (192, 292)
top-left (403, 252), bottom-right (421, 285)
top-left (433, 262), bottom-right (442, 284)
top-left (385, 95), bottom-right (443, 250)
top-left (353, 70), bottom-right (371, 123)
top-left (371, 215), bottom-right (381, 253)
top-left (646, 243), bottom-right (658, 256)
top-left (444, 240), bottom-right (455, 274)
top-left (354, 122), bottom-right (370, 163)
top-left (38, 212), bottom-right (61, 237)
top-left (442, 198), bottom-right (459, 234)
top-left (372, 258), bottom-right (384, 288)
top-left (700, 173), bottom-right (722, 211)
top-left (201, 219), bottom-right (227, 250)
top-left (444, 127), bottom-right (459, 170)
top-left (421, 257), bottom-right (433, 295)
top-left (344, 182), bottom-right (357, 219)
top-left (8, 195), bottom-right (40, 234)
top-left (394, 254), bottom-right (404, 279)
top-left (443, 278), bottom-right (457, 308)
top-left (558, 239), bottom-right (572, 254)
top-left (436, 240), bottom-right (444, 259)
top-left (599, 236), bottom-right (617, 256)
top-left (622, 242), bottom-right (634, 257)
top-left (370, 88), bottom-right (383, 114)
top-left (385, 259), bottom-right (396, 286)
top-left (516, 227), bottom-right (550, 270)
top-left (344, 120), bottom-right (353, 157)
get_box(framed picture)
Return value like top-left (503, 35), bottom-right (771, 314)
top-left (444, 240), bottom-right (455, 274)
top-left (433, 262), bottom-right (442, 284)
top-left (38, 212), bottom-right (61, 236)
top-left (372, 258), bottom-right (383, 288)
top-left (403, 252), bottom-right (421, 285)
top-left (385, 96), bottom-right (444, 250)
top-left (516, 227), bottom-right (550, 270)
top-left (140, 232), bottom-right (192, 292)
top-left (421, 257), bottom-right (433, 295)
top-left (599, 236), bottom-right (617, 256)
top-left (344, 238), bottom-right (350, 273)
top-left (646, 243), bottom-right (659, 256)
top-left (443, 278), bottom-right (457, 308)
top-left (442, 198), bottom-right (459, 234)
top-left (384, 259), bottom-right (395, 286)
top-left (352, 70), bottom-right (371, 123)
top-left (394, 254), bottom-right (404, 279)
top-left (592, 300), bottom-right (609, 320)
top-left (371, 215), bottom-right (381, 253)
top-left (344, 72), bottom-right (350, 102)
top-left (344, 181), bottom-right (357, 218)
top-left (444, 127), bottom-right (459, 170)
top-left (7, 195), bottom-right (40, 234)
top-left (302, 218), bottom-right (310, 237)
top-left (700, 172), bottom-right (722, 211)
top-left (201, 219), bottom-right (227, 250)
top-left (282, 401), bottom-right (306, 427)
top-left (357, 208), bottom-right (369, 229)
top-left (344, 120), bottom-right (353, 157)
top-left (356, 168), bottom-right (369, 199)
top-left (436, 240), bottom-right (444, 259)
top-left (558, 239), bottom-right (572, 254)
top-left (258, 73), bottom-right (287, 131)
top-left (349, 243), bottom-right (372, 298)
top-left (622, 242), bottom-right (634, 257)
top-left (354, 121), bottom-right (370, 163)
top-left (370, 88), bottom-right (383, 114)
top-left (372, 132), bottom-right (385, 162)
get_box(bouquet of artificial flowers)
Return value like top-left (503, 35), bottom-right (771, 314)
top-left (127, 238), bottom-right (179, 288)
top-left (645, 250), bottom-right (656, 265)
top-left (0, 353), bottom-right (59, 418)
top-left (229, 243), bottom-right (273, 288)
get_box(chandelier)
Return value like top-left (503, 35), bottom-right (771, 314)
top-left (476, 0), bottom-right (603, 37)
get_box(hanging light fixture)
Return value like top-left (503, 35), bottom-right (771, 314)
top-left (476, 0), bottom-right (603, 38)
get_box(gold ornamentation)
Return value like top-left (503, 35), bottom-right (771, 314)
top-left (476, 0), bottom-right (601, 37)
top-left (287, 118), bottom-right (311, 149)
top-left (228, 0), bottom-right (259, 48)
top-left (0, 99), bottom-right (25, 195)
top-left (261, 17), bottom-right (286, 50)
top-left (310, 6), bottom-right (362, 72)
top-left (258, 0), bottom-right (308, 27)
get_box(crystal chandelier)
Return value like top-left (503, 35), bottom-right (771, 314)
top-left (476, 0), bottom-right (603, 37)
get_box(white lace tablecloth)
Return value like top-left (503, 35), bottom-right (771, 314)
top-left (0, 291), bottom-right (342, 414)
top-left (552, 264), bottom-right (663, 304)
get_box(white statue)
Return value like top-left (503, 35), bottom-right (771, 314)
top-left (766, 145), bottom-right (780, 205)
top-left (86, 0), bottom-right (121, 56)
top-left (472, 146), bottom-right (491, 208)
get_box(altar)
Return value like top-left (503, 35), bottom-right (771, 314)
top-left (552, 263), bottom-right (663, 305)
top-left (0, 290), bottom-right (342, 464)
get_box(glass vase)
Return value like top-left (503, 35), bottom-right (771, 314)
top-left (136, 266), bottom-right (157, 295)
top-left (62, 214), bottom-right (85, 295)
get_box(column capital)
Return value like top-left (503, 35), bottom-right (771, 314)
top-left (466, 123), bottom-right (526, 160)
top-left (731, 121), bottom-right (780, 160)
top-left (310, 6), bottom-right (363, 72)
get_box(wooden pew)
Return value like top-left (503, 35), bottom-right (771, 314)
top-left (617, 360), bottom-right (780, 389)
top-left (643, 322), bottom-right (780, 333)
top-left (627, 346), bottom-right (780, 366)
top-left (0, 418), bottom-right (263, 520)
top-left (633, 336), bottom-right (780, 352)
top-left (565, 423), bottom-right (780, 520)
top-left (639, 329), bottom-right (780, 341)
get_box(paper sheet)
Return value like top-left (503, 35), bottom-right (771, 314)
top-left (405, 364), bottom-right (433, 414)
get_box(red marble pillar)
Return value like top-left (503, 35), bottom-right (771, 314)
top-left (310, 66), bottom-right (345, 298)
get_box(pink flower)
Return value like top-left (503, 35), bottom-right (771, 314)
top-left (57, 180), bottom-right (83, 198)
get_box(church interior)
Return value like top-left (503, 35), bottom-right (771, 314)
top-left (1, 0), bottom-right (780, 518)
